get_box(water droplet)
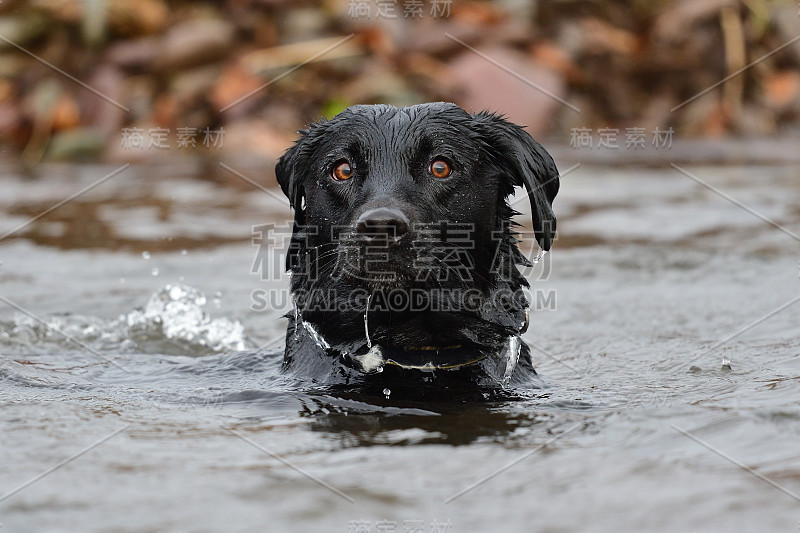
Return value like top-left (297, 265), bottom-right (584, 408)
top-left (151, 267), bottom-right (159, 276)
top-left (532, 249), bottom-right (548, 265)
top-left (169, 285), bottom-right (183, 300)
top-left (383, 388), bottom-right (391, 399)
top-left (364, 295), bottom-right (372, 348)
top-left (142, 251), bottom-right (151, 260)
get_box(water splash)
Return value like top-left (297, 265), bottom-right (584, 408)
top-left (292, 302), bottom-right (300, 341)
top-left (501, 336), bottom-right (521, 387)
top-left (1, 284), bottom-right (250, 355)
top-left (300, 319), bottom-right (331, 351)
top-left (364, 294), bottom-right (372, 348)
top-left (532, 249), bottom-right (548, 265)
top-left (122, 284), bottom-right (247, 353)
top-left (351, 345), bottom-right (384, 373)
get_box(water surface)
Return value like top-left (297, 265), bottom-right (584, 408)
top-left (1, 162), bottom-right (799, 532)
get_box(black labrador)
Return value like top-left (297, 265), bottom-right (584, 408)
top-left (276, 102), bottom-right (558, 387)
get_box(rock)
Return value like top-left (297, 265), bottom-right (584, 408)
top-left (0, 78), bottom-right (14, 101)
top-left (731, 104), bottom-right (776, 136)
top-left (27, 79), bottom-right (62, 120)
top-left (46, 127), bottom-right (105, 159)
top-left (639, 92), bottom-right (677, 133)
top-left (530, 41), bottom-right (582, 83)
top-left (653, 0), bottom-right (736, 45)
top-left (241, 35), bottom-right (363, 75)
top-left (154, 18), bottom-right (237, 72)
top-left (212, 63), bottom-right (265, 119)
top-left (762, 70), bottom-right (800, 111)
top-left (0, 13), bottom-right (49, 48)
top-left (0, 101), bottom-right (25, 147)
top-left (770, 5), bottom-right (800, 64)
top-left (398, 22), bottom-right (483, 55)
top-left (107, 0), bottom-right (168, 37)
top-left (448, 45), bottom-right (568, 137)
top-left (403, 53), bottom-right (461, 99)
top-left (51, 94), bottom-right (81, 131)
top-left (338, 60), bottom-right (423, 107)
top-left (221, 119), bottom-right (293, 162)
top-left (280, 7), bottom-right (329, 44)
top-left (0, 53), bottom-right (26, 78)
top-left (171, 64), bottom-right (223, 107)
top-left (123, 75), bottom-right (158, 122)
top-left (152, 92), bottom-right (179, 129)
top-left (105, 37), bottom-right (161, 69)
top-left (0, 0), bottom-right (24, 15)
top-left (82, 0), bottom-right (107, 47)
top-left (452, 1), bottom-right (506, 25)
top-left (252, 16), bottom-right (279, 48)
top-left (32, 0), bottom-right (167, 35)
top-left (579, 17), bottom-right (638, 56)
top-left (679, 96), bottom-right (728, 137)
top-left (557, 17), bottom-right (637, 59)
top-left (30, 0), bottom-right (82, 24)
top-left (81, 64), bottom-right (126, 136)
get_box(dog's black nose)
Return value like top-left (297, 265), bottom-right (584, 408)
top-left (356, 208), bottom-right (409, 244)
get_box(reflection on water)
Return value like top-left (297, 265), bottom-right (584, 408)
top-left (1, 163), bottom-right (799, 532)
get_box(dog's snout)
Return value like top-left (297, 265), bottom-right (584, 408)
top-left (356, 208), bottom-right (409, 244)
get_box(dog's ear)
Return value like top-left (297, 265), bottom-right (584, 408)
top-left (276, 124), bottom-right (326, 273)
top-left (275, 128), bottom-right (311, 213)
top-left (474, 112), bottom-right (559, 251)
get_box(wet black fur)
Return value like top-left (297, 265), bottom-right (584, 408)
top-left (275, 103), bottom-right (558, 386)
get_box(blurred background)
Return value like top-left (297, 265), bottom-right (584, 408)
top-left (0, 0), bottom-right (799, 170)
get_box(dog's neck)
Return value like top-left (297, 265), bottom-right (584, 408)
top-left (283, 294), bottom-right (534, 383)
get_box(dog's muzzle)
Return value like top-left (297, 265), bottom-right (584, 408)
top-left (356, 208), bottom-right (409, 246)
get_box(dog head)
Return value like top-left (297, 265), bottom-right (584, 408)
top-left (276, 103), bottom-right (558, 379)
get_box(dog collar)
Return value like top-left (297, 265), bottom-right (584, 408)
top-left (344, 343), bottom-right (490, 373)
top-left (298, 316), bottom-right (523, 376)
top-left (400, 344), bottom-right (462, 351)
top-left (384, 354), bottom-right (489, 370)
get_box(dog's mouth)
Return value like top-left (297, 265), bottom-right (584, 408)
top-left (327, 231), bottom-right (477, 291)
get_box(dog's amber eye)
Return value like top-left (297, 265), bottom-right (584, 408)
top-left (430, 159), bottom-right (452, 178)
top-left (332, 161), bottom-right (353, 181)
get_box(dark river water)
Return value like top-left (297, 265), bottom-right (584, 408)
top-left (0, 161), bottom-right (798, 532)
